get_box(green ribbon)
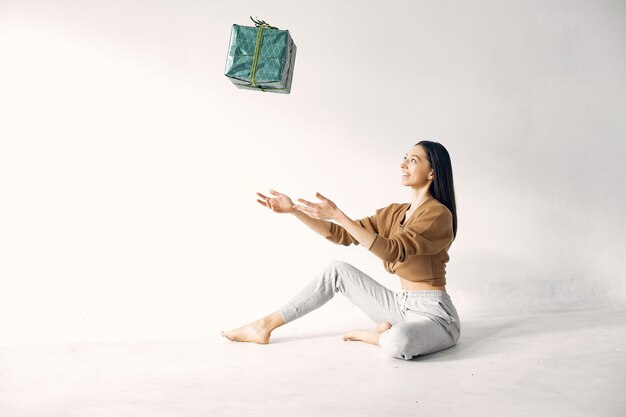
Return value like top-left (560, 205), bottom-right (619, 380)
top-left (249, 16), bottom-right (279, 92)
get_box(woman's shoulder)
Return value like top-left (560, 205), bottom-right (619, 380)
top-left (425, 198), bottom-right (453, 219)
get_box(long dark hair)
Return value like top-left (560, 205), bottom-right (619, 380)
top-left (416, 141), bottom-right (458, 239)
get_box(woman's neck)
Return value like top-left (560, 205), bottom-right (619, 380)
top-left (409, 187), bottom-right (433, 211)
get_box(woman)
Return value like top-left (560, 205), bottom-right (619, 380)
top-left (221, 141), bottom-right (460, 360)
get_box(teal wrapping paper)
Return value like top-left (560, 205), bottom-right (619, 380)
top-left (224, 19), bottom-right (296, 94)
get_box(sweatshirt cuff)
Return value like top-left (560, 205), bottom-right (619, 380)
top-left (368, 233), bottom-right (390, 261)
top-left (367, 233), bottom-right (380, 251)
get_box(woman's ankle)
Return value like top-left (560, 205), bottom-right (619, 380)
top-left (260, 312), bottom-right (286, 332)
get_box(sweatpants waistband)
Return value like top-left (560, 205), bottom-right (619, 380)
top-left (396, 290), bottom-right (451, 301)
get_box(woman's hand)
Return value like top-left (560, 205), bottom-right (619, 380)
top-left (293, 192), bottom-right (342, 220)
top-left (256, 190), bottom-right (295, 214)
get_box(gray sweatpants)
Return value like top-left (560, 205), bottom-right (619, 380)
top-left (278, 260), bottom-right (461, 360)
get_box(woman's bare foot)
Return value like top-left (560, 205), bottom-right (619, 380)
top-left (342, 322), bottom-right (392, 345)
top-left (221, 319), bottom-right (271, 344)
top-left (220, 312), bottom-right (285, 344)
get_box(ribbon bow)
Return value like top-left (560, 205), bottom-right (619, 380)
top-left (250, 16), bottom-right (278, 30)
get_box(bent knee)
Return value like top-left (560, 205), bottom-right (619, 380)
top-left (326, 259), bottom-right (352, 270)
top-left (379, 325), bottom-right (457, 361)
top-left (379, 328), bottom-right (414, 360)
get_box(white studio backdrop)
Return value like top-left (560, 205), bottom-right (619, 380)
top-left (1, 0), bottom-right (624, 347)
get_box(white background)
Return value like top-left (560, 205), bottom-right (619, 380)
top-left (1, 0), bottom-right (624, 346)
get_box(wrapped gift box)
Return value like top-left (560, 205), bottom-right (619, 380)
top-left (224, 18), bottom-right (296, 94)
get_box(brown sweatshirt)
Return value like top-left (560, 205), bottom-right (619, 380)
top-left (325, 196), bottom-right (454, 286)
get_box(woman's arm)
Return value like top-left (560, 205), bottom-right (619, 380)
top-left (334, 211), bottom-right (377, 249)
top-left (290, 208), bottom-right (333, 238)
top-left (293, 192), bottom-right (377, 249)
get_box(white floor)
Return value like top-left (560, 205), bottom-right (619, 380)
top-left (1, 308), bottom-right (625, 417)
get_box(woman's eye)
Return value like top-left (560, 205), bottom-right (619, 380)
top-left (412, 159), bottom-right (416, 162)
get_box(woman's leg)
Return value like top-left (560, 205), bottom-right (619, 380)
top-left (221, 260), bottom-right (402, 344)
top-left (278, 260), bottom-right (403, 326)
top-left (378, 317), bottom-right (459, 360)
top-left (378, 293), bottom-right (461, 360)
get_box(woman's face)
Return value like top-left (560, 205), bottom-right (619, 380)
top-left (400, 145), bottom-right (434, 188)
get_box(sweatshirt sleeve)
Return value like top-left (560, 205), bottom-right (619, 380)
top-left (368, 205), bottom-right (453, 262)
top-left (325, 207), bottom-right (386, 246)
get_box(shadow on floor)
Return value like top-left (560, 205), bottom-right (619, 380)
top-left (417, 319), bottom-right (513, 362)
top-left (415, 308), bottom-right (621, 362)
top-left (271, 330), bottom-right (347, 344)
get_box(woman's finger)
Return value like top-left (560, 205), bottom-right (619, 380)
top-left (297, 198), bottom-right (317, 207)
top-left (257, 192), bottom-right (269, 200)
top-left (316, 192), bottom-right (328, 201)
top-left (269, 189), bottom-right (280, 196)
top-left (256, 199), bottom-right (267, 207)
top-left (317, 192), bottom-right (335, 207)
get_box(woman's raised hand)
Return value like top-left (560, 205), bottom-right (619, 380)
top-left (256, 190), bottom-right (295, 214)
top-left (293, 192), bottom-right (341, 220)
